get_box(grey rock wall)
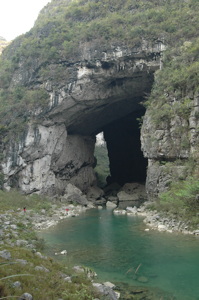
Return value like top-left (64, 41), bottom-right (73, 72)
top-left (2, 123), bottom-right (96, 195)
top-left (1, 41), bottom-right (164, 196)
top-left (1, 40), bottom-right (174, 197)
top-left (141, 93), bottom-right (199, 199)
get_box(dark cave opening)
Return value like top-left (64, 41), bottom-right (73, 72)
top-left (102, 109), bottom-right (147, 186)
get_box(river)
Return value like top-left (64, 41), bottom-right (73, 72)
top-left (39, 208), bottom-right (199, 300)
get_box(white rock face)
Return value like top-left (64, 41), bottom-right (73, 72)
top-left (3, 124), bottom-right (96, 195)
top-left (96, 132), bottom-right (106, 146)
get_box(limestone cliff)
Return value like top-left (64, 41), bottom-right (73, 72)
top-left (141, 93), bottom-right (199, 199)
top-left (1, 42), bottom-right (163, 195)
top-left (0, 0), bottom-right (198, 199)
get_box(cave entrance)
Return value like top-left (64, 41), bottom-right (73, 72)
top-left (94, 108), bottom-right (147, 188)
top-left (66, 59), bottom-right (155, 192)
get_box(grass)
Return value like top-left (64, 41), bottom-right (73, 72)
top-left (150, 176), bottom-right (199, 229)
top-left (0, 246), bottom-right (98, 300)
top-left (0, 190), bottom-right (100, 300)
top-left (0, 190), bottom-right (52, 213)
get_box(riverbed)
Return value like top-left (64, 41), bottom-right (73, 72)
top-left (39, 208), bottom-right (199, 300)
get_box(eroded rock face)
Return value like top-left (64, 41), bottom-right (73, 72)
top-left (3, 123), bottom-right (96, 194)
top-left (2, 42), bottom-right (164, 195)
top-left (141, 93), bottom-right (199, 199)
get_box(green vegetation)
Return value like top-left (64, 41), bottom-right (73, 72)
top-left (145, 38), bottom-right (199, 127)
top-left (0, 0), bottom-right (198, 138)
top-left (0, 191), bottom-right (100, 299)
top-left (94, 144), bottom-right (110, 187)
top-left (151, 176), bottom-right (199, 229)
top-left (0, 86), bottom-right (49, 139)
top-left (0, 189), bottom-right (52, 213)
top-left (0, 247), bottom-right (98, 299)
top-left (0, 0), bottom-right (198, 224)
top-left (4, 0), bottom-right (198, 66)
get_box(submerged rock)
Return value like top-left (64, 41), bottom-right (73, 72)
top-left (137, 276), bottom-right (149, 283)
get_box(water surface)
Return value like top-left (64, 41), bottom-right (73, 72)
top-left (39, 208), bottom-right (199, 299)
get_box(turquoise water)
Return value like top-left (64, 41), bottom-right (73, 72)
top-left (39, 208), bottom-right (199, 299)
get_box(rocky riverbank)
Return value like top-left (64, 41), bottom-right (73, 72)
top-left (113, 203), bottom-right (199, 236)
top-left (0, 187), bottom-right (184, 300)
top-left (0, 199), bottom-right (123, 300)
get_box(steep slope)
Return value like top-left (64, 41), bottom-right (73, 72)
top-left (0, 0), bottom-right (198, 198)
top-left (0, 36), bottom-right (9, 55)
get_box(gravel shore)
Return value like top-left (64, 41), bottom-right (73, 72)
top-left (113, 203), bottom-right (199, 236)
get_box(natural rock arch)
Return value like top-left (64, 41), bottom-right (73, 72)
top-left (2, 43), bottom-right (164, 196)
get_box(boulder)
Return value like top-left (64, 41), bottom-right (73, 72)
top-left (61, 183), bottom-right (89, 205)
top-left (66, 193), bottom-right (88, 206)
top-left (73, 265), bottom-right (85, 273)
top-left (113, 209), bottom-right (126, 215)
top-left (126, 206), bottom-right (138, 214)
top-left (104, 282), bottom-right (116, 289)
top-left (12, 281), bottom-right (21, 288)
top-left (104, 183), bottom-right (121, 196)
top-left (19, 293), bottom-right (33, 300)
top-left (98, 206), bottom-right (103, 209)
top-left (86, 186), bottom-right (104, 201)
top-left (157, 224), bottom-right (167, 231)
top-left (15, 240), bottom-right (28, 247)
top-left (64, 183), bottom-right (83, 196)
top-left (0, 250), bottom-right (11, 260)
top-left (35, 266), bottom-right (50, 272)
top-left (16, 259), bottom-right (28, 265)
top-left (107, 196), bottom-right (118, 203)
top-left (35, 252), bottom-right (48, 260)
top-left (117, 183), bottom-right (147, 208)
top-left (95, 198), bottom-right (107, 205)
top-left (63, 276), bottom-right (72, 282)
top-left (92, 283), bottom-right (118, 300)
top-left (106, 201), bottom-right (117, 209)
